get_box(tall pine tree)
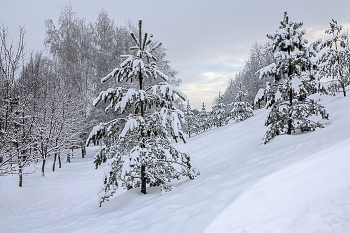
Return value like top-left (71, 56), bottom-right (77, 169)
top-left (88, 20), bottom-right (198, 206)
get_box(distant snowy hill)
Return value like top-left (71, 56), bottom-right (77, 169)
top-left (1, 93), bottom-right (350, 233)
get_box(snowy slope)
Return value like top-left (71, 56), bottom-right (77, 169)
top-left (1, 94), bottom-right (350, 233)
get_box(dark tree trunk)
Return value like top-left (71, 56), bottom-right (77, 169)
top-left (141, 165), bottom-right (146, 194)
top-left (58, 154), bottom-right (61, 168)
top-left (81, 141), bottom-right (86, 158)
top-left (139, 70), bottom-right (147, 195)
top-left (52, 153), bottom-right (57, 172)
top-left (41, 158), bottom-right (46, 177)
top-left (287, 87), bottom-right (293, 135)
top-left (18, 159), bottom-right (23, 187)
top-left (18, 171), bottom-right (22, 187)
top-left (287, 48), bottom-right (293, 135)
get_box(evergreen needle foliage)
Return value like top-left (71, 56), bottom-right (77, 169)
top-left (87, 20), bottom-right (199, 206)
top-left (258, 12), bottom-right (329, 143)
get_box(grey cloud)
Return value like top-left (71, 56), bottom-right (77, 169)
top-left (0, 0), bottom-right (348, 110)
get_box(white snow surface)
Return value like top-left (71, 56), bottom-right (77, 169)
top-left (1, 94), bottom-right (350, 232)
top-left (291, 76), bottom-right (302, 93)
top-left (254, 88), bottom-right (265, 104)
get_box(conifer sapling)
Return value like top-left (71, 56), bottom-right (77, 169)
top-left (257, 12), bottom-right (329, 143)
top-left (87, 20), bottom-right (199, 206)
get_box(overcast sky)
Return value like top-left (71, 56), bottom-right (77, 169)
top-left (0, 0), bottom-right (349, 109)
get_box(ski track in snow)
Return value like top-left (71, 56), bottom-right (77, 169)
top-left (1, 94), bottom-right (350, 232)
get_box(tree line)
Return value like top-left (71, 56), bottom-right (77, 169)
top-left (213, 14), bottom-right (349, 143)
top-left (186, 14), bottom-right (350, 142)
top-left (2, 7), bottom-right (349, 201)
top-left (216, 18), bottom-right (350, 108)
top-left (0, 6), bottom-right (179, 186)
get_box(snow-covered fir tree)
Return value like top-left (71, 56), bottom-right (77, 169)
top-left (258, 12), bottom-right (329, 143)
top-left (211, 95), bottom-right (228, 127)
top-left (318, 19), bottom-right (350, 97)
top-left (183, 100), bottom-right (197, 137)
top-left (198, 103), bottom-right (210, 131)
top-left (230, 83), bottom-right (253, 121)
top-left (87, 20), bottom-right (199, 206)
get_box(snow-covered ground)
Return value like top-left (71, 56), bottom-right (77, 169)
top-left (1, 93), bottom-right (350, 233)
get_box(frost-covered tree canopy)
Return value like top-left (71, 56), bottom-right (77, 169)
top-left (219, 43), bottom-right (275, 110)
top-left (235, 83), bottom-right (249, 102)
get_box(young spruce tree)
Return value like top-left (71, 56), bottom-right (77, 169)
top-left (258, 12), bottom-right (329, 143)
top-left (230, 83), bottom-right (253, 121)
top-left (183, 100), bottom-right (197, 137)
top-left (318, 19), bottom-right (350, 96)
top-left (198, 103), bottom-right (210, 131)
top-left (211, 94), bottom-right (228, 127)
top-left (87, 20), bottom-right (198, 206)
